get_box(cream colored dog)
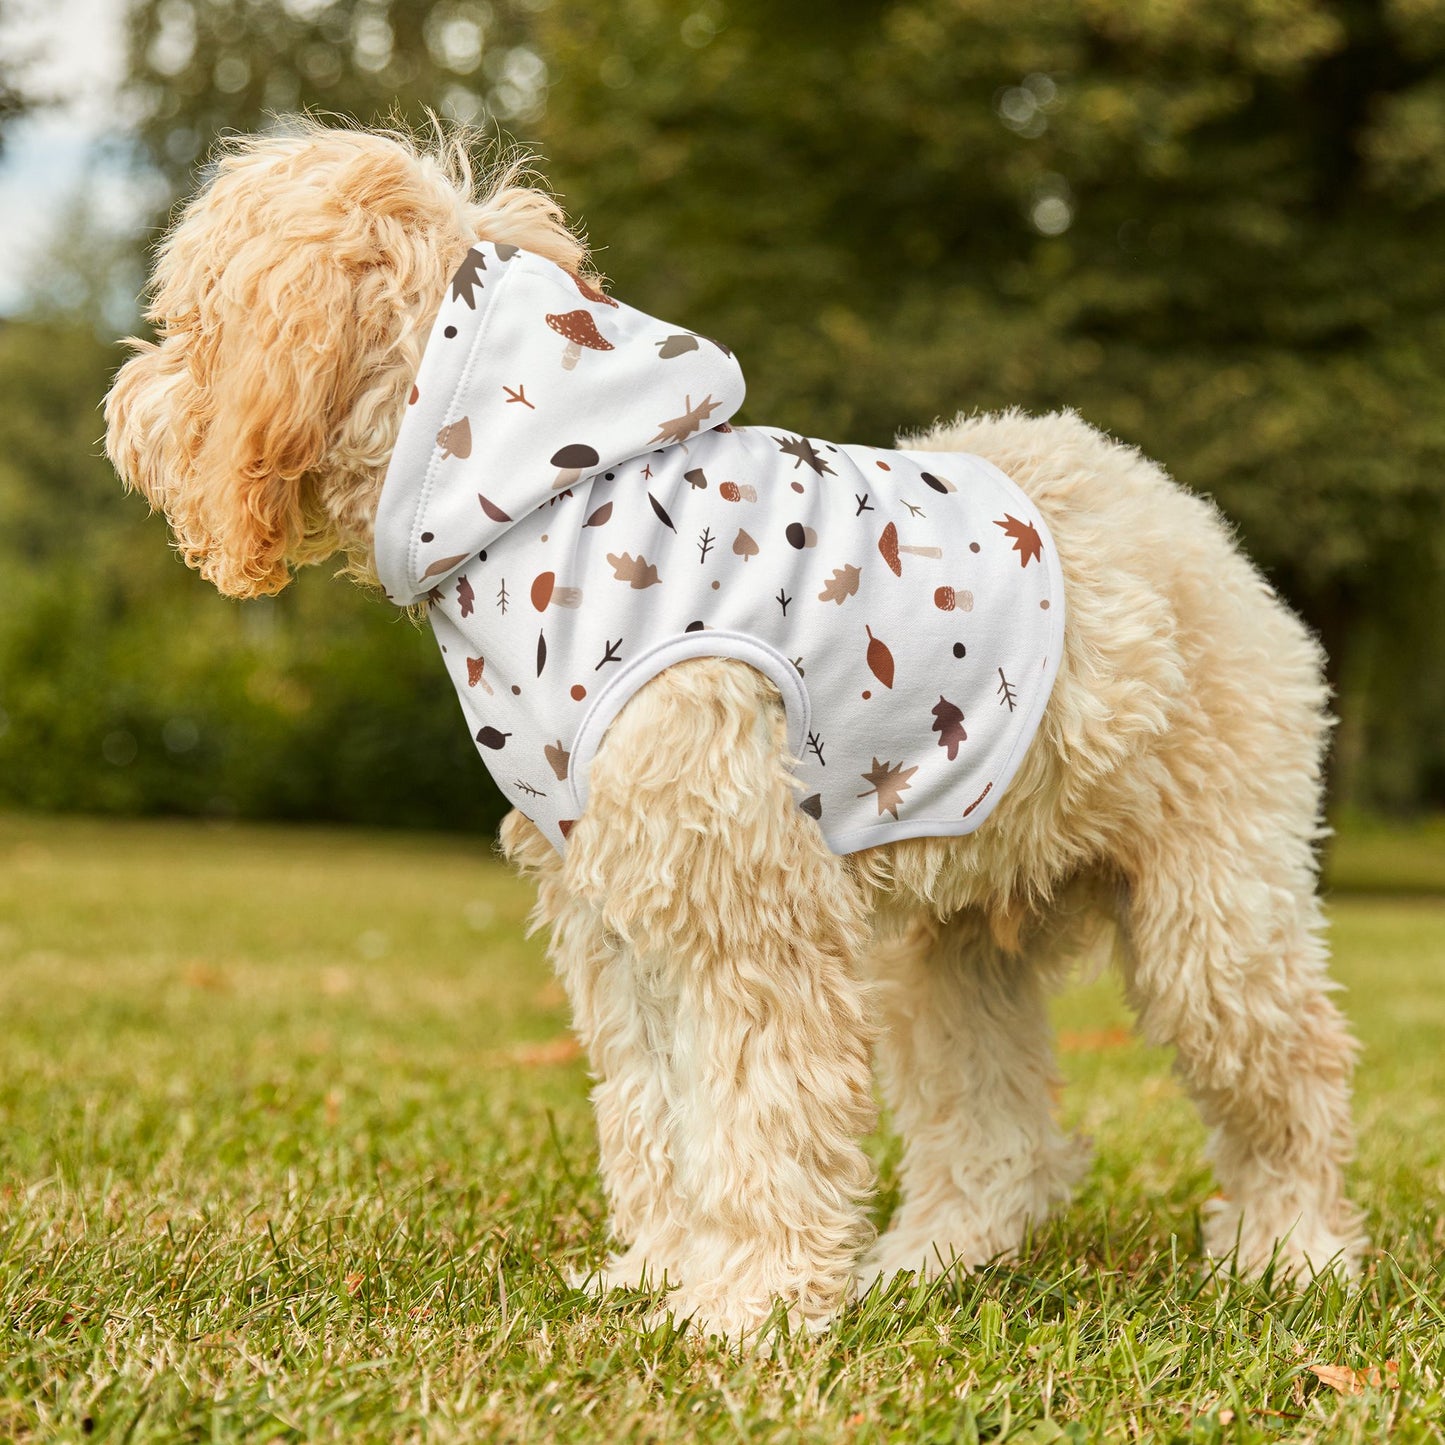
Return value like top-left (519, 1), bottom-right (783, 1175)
top-left (105, 123), bottom-right (1364, 1341)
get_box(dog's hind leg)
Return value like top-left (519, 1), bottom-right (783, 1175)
top-left (1119, 833), bottom-right (1364, 1279)
top-left (565, 658), bottom-right (878, 1342)
top-left (860, 908), bottom-right (1089, 1288)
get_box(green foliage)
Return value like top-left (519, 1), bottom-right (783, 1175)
top-left (2, 813), bottom-right (1444, 1439)
top-left (0, 318), bottom-right (507, 833)
top-left (3, 0), bottom-right (1444, 821)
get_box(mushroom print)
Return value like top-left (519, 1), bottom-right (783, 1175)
top-left (878, 522), bottom-right (942, 575)
top-left (551, 443), bottom-right (601, 489)
top-left (531, 572), bottom-right (583, 610)
top-left (545, 310), bottom-right (614, 370)
top-left (656, 333), bottom-right (700, 357)
top-left (933, 585), bottom-right (975, 612)
top-left (570, 273), bottom-right (618, 307)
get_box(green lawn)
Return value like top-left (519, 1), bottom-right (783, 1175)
top-left (2, 813), bottom-right (1443, 1443)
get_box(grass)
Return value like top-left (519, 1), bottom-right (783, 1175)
top-left (1, 812), bottom-right (1443, 1443)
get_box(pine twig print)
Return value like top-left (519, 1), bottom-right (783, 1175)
top-left (496, 578), bottom-right (509, 613)
top-left (776, 587), bottom-right (791, 616)
top-left (514, 779), bottom-right (546, 799)
top-left (997, 668), bottom-right (1018, 712)
top-left (595, 638), bottom-right (623, 670)
top-left (698, 526), bottom-right (715, 562)
top-left (855, 494), bottom-right (873, 515)
top-left (806, 731), bottom-right (826, 766)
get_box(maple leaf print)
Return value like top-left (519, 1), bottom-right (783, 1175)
top-left (858, 758), bottom-right (918, 819)
top-left (773, 434), bottom-right (835, 476)
top-left (606, 552), bottom-right (661, 588)
top-left (931, 696), bottom-right (967, 759)
top-left (450, 250), bottom-right (486, 308)
top-left (994, 513), bottom-right (1044, 567)
top-left (817, 564), bottom-right (861, 604)
top-left (650, 394), bottom-right (722, 445)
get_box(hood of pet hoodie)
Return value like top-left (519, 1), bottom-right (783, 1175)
top-left (375, 242), bottom-right (1065, 855)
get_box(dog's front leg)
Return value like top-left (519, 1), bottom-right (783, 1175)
top-left (565, 658), bottom-right (878, 1343)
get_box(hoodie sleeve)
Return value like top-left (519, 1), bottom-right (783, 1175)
top-left (374, 243), bottom-right (746, 605)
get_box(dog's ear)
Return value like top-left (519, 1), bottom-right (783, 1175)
top-left (106, 238), bottom-right (346, 599)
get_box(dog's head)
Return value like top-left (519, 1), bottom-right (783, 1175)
top-left (105, 122), bottom-right (585, 597)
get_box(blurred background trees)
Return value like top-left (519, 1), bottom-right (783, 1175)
top-left (2, 0), bottom-right (1442, 829)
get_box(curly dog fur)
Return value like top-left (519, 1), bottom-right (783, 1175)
top-left (105, 122), bottom-right (1365, 1342)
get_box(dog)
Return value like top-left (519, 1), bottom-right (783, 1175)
top-left (105, 122), bottom-right (1365, 1341)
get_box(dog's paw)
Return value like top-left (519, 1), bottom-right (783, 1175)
top-left (1202, 1196), bottom-right (1367, 1282)
top-left (645, 1287), bottom-right (837, 1351)
top-left (570, 1245), bottom-right (675, 1296)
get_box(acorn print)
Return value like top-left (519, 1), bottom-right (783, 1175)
top-left (437, 417), bottom-right (472, 459)
top-left (475, 726), bottom-right (510, 749)
top-left (552, 443), bottom-right (601, 489)
top-left (545, 310), bottom-right (614, 369)
top-left (933, 586), bottom-right (975, 613)
top-left (920, 471), bottom-right (957, 494)
top-left (878, 522), bottom-right (941, 576)
top-left (785, 522), bottom-right (818, 549)
top-left (531, 572), bottom-right (583, 610)
top-left (720, 481), bottom-right (757, 502)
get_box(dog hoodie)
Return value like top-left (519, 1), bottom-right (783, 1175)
top-left (374, 242), bottom-right (1065, 855)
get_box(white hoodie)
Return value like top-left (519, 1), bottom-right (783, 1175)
top-left (374, 243), bottom-right (1064, 855)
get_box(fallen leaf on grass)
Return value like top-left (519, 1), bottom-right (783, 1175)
top-left (1056, 1027), bottom-right (1133, 1052)
top-left (1310, 1362), bottom-right (1399, 1395)
top-left (500, 1037), bottom-right (583, 1068)
top-left (344, 1272), bottom-right (365, 1296)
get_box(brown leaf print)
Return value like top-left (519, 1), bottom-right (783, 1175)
top-left (450, 250), bottom-right (487, 308)
top-left (584, 500), bottom-right (613, 528)
top-left (649, 493), bottom-right (677, 531)
top-left (649, 393), bottom-right (722, 445)
top-left (544, 740), bottom-right (571, 781)
top-left (457, 575), bottom-right (475, 618)
top-left (858, 758), bottom-right (918, 819)
top-left (994, 513), bottom-right (1044, 567)
top-left (437, 417), bottom-right (472, 459)
top-left (478, 492), bottom-right (512, 523)
top-left (475, 726), bottom-right (510, 749)
top-left (732, 529), bottom-right (759, 562)
top-left (418, 552), bottom-right (469, 583)
top-left (606, 552), bottom-right (661, 588)
top-left (865, 626), bottom-right (895, 688)
top-left (931, 696), bottom-right (967, 759)
top-left (818, 565), bottom-right (861, 604)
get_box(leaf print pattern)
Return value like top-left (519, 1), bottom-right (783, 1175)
top-left (607, 552), bottom-right (661, 588)
top-left (865, 626), bottom-right (895, 688)
top-left (382, 241), bottom-right (1062, 856)
top-left (858, 758), bottom-right (917, 819)
top-left (818, 565), bottom-right (861, 603)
